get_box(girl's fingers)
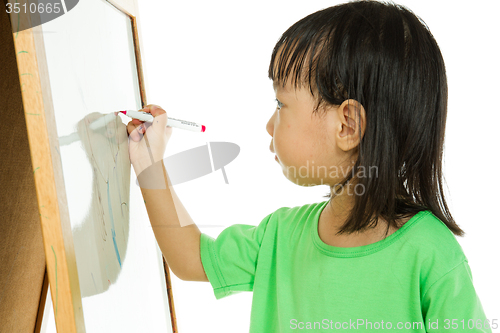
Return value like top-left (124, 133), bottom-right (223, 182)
top-left (131, 118), bottom-right (143, 125)
top-left (148, 105), bottom-right (163, 115)
top-left (141, 104), bottom-right (160, 113)
top-left (128, 104), bottom-right (168, 138)
top-left (126, 121), bottom-right (144, 142)
top-left (148, 105), bottom-right (168, 130)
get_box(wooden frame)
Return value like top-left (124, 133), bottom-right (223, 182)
top-left (35, 270), bottom-right (50, 333)
top-left (6, 0), bottom-right (178, 332)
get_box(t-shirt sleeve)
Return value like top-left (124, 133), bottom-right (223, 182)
top-left (199, 212), bottom-right (274, 300)
top-left (421, 260), bottom-right (492, 332)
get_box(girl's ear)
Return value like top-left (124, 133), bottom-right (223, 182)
top-left (336, 99), bottom-right (366, 152)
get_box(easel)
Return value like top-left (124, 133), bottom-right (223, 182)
top-left (0, 1), bottom-right (178, 331)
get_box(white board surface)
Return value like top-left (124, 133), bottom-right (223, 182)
top-left (40, 0), bottom-right (172, 331)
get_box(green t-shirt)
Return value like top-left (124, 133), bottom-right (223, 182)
top-left (199, 200), bottom-right (492, 332)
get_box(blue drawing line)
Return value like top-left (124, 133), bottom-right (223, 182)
top-left (107, 180), bottom-right (121, 267)
top-left (17, 51), bottom-right (28, 54)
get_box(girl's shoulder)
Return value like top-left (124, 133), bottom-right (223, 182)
top-left (402, 210), bottom-right (468, 270)
top-left (270, 200), bottom-right (326, 219)
top-left (405, 210), bottom-right (463, 247)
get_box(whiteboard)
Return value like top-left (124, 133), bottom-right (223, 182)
top-left (39, 0), bottom-right (172, 331)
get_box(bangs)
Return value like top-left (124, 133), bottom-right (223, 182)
top-left (268, 31), bottom-right (324, 95)
top-left (268, 8), bottom-right (349, 107)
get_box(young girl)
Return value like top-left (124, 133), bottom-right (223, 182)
top-left (127, 1), bottom-right (492, 332)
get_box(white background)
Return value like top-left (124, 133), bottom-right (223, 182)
top-left (135, 1), bottom-right (500, 332)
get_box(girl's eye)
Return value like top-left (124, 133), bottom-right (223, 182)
top-left (275, 98), bottom-right (284, 110)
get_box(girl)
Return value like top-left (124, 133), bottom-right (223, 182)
top-left (127, 1), bottom-right (492, 332)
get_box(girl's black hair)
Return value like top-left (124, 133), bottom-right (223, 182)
top-left (269, 0), bottom-right (464, 236)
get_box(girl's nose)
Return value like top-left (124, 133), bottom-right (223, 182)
top-left (266, 109), bottom-right (277, 136)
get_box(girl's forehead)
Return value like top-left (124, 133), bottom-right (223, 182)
top-left (273, 78), bottom-right (293, 93)
top-left (273, 80), bottom-right (313, 100)
top-left (273, 80), bottom-right (284, 92)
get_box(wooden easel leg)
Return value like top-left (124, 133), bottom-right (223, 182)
top-left (163, 256), bottom-right (178, 333)
top-left (34, 266), bottom-right (49, 333)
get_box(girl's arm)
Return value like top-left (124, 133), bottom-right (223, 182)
top-left (139, 160), bottom-right (209, 282)
top-left (126, 104), bottom-right (208, 282)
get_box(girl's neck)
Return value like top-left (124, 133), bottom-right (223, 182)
top-left (319, 183), bottom-right (406, 248)
top-left (319, 204), bottom-right (399, 248)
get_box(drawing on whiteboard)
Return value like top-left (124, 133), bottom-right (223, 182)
top-left (69, 112), bottom-right (131, 297)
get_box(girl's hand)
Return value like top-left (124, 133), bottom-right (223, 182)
top-left (126, 104), bottom-right (172, 175)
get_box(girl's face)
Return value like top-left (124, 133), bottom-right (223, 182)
top-left (266, 81), bottom-right (356, 187)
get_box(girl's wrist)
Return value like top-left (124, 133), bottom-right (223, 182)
top-left (133, 160), bottom-right (168, 189)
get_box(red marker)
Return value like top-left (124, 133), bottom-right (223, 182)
top-left (119, 110), bottom-right (206, 133)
